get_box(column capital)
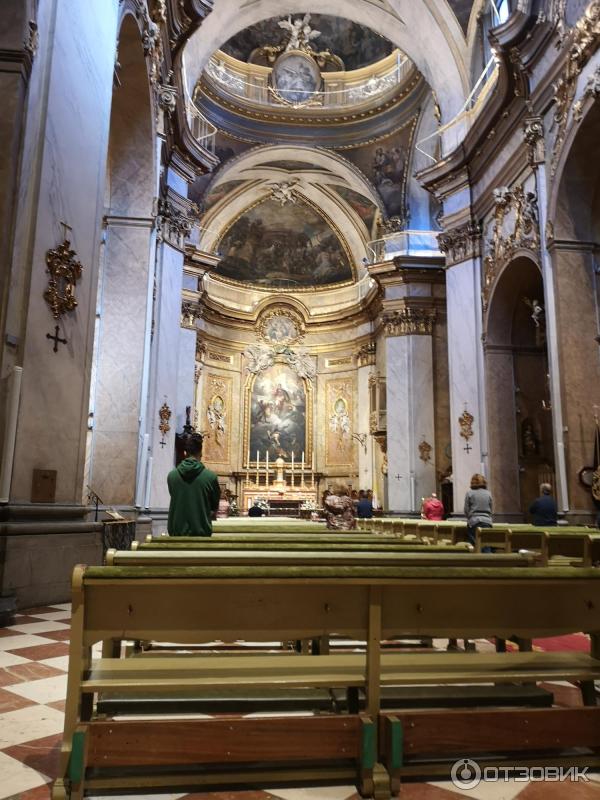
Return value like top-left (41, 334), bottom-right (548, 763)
top-left (354, 341), bottom-right (376, 367)
top-left (382, 306), bottom-right (436, 337)
top-left (438, 218), bottom-right (482, 267)
top-left (155, 188), bottom-right (198, 252)
top-left (522, 114), bottom-right (545, 166)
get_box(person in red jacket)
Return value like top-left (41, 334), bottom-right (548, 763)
top-left (420, 492), bottom-right (444, 520)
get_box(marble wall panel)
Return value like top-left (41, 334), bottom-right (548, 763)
top-left (10, 0), bottom-right (119, 504)
top-left (433, 315), bottom-right (451, 487)
top-left (176, 327), bottom-right (197, 433)
top-left (386, 336), bottom-right (411, 511)
top-left (325, 377), bottom-right (355, 467)
top-left (357, 365), bottom-right (374, 491)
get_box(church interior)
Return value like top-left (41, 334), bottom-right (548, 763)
top-left (1, 0), bottom-right (600, 797)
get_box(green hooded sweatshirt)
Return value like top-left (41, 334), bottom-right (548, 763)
top-left (167, 458), bottom-right (221, 536)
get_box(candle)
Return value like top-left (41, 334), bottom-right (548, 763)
top-left (301, 451), bottom-right (305, 484)
top-left (266, 451), bottom-right (269, 488)
top-left (256, 450), bottom-right (259, 485)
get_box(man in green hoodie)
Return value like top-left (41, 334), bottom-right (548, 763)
top-left (167, 433), bottom-right (221, 536)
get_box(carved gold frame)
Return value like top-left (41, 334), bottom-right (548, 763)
top-left (257, 305), bottom-right (306, 346)
top-left (203, 373), bottom-right (233, 465)
top-left (242, 356), bottom-right (313, 467)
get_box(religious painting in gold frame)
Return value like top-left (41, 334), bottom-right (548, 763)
top-left (257, 306), bottom-right (305, 347)
top-left (202, 373), bottom-right (232, 465)
top-left (243, 359), bottom-right (313, 465)
top-left (326, 377), bottom-right (355, 466)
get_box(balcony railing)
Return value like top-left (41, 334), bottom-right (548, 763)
top-left (202, 49), bottom-right (412, 110)
top-left (366, 230), bottom-right (442, 264)
top-left (186, 101), bottom-right (217, 154)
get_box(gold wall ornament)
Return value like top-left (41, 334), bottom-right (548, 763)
top-left (482, 183), bottom-right (540, 311)
top-left (257, 306), bottom-right (305, 346)
top-left (418, 439), bottom-right (433, 463)
top-left (43, 229), bottom-right (83, 320)
top-left (354, 341), bottom-right (376, 367)
top-left (522, 115), bottom-right (545, 166)
top-left (551, 0), bottom-right (600, 176)
top-left (458, 407), bottom-right (475, 454)
top-left (573, 65), bottom-right (600, 121)
top-left (158, 401), bottom-right (172, 447)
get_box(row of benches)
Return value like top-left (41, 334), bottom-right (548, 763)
top-left (54, 525), bottom-right (600, 799)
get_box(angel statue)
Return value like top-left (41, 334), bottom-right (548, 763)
top-left (269, 180), bottom-right (299, 206)
top-left (522, 297), bottom-right (544, 327)
top-left (278, 14), bottom-right (321, 52)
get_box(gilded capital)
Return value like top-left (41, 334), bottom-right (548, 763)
top-left (383, 307), bottom-right (436, 337)
top-left (438, 219), bottom-right (481, 267)
top-left (522, 116), bottom-right (545, 165)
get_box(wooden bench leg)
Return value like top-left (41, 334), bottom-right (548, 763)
top-left (380, 715), bottom-right (402, 796)
top-left (580, 680), bottom-right (598, 707)
top-left (101, 638), bottom-right (121, 658)
top-left (68, 727), bottom-right (87, 800)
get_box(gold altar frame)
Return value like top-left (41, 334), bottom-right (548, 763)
top-left (243, 356), bottom-right (313, 467)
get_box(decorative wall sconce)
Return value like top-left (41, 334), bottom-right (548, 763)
top-left (43, 222), bottom-right (83, 354)
top-left (158, 401), bottom-right (172, 448)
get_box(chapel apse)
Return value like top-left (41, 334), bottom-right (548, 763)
top-left (249, 364), bottom-right (307, 462)
top-left (215, 198), bottom-right (354, 288)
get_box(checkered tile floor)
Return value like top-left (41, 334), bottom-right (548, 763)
top-left (1, 605), bottom-right (599, 799)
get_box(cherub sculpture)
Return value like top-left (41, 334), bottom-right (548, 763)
top-left (278, 13), bottom-right (321, 52)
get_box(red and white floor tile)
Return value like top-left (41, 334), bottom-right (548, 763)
top-left (0, 606), bottom-right (599, 800)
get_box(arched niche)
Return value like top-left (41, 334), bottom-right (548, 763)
top-left (547, 99), bottom-right (600, 516)
top-left (87, 9), bottom-right (156, 507)
top-left (484, 255), bottom-right (554, 518)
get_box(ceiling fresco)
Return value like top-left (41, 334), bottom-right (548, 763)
top-left (215, 198), bottom-right (354, 289)
top-left (221, 14), bottom-right (394, 71)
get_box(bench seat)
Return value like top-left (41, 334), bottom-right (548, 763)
top-left (84, 650), bottom-right (600, 694)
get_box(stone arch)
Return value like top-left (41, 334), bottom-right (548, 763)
top-left (87, 8), bottom-right (157, 507)
top-left (181, 0), bottom-right (470, 123)
top-left (484, 255), bottom-right (554, 518)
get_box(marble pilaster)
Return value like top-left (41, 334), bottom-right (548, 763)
top-left (89, 218), bottom-right (154, 506)
top-left (385, 320), bottom-right (437, 514)
top-left (446, 258), bottom-right (488, 511)
top-left (356, 363), bottom-right (374, 493)
top-left (176, 324), bottom-right (198, 432)
top-left (8, 0), bottom-right (118, 504)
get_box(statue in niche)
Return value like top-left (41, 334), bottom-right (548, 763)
top-left (522, 297), bottom-right (544, 328)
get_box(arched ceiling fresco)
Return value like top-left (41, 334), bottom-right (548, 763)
top-left (221, 14), bottom-right (394, 71)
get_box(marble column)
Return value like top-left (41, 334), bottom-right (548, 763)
top-left (176, 320), bottom-right (199, 432)
top-left (384, 309), bottom-right (437, 514)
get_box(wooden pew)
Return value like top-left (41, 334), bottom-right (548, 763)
top-left (507, 529), bottom-right (600, 566)
top-left (108, 548), bottom-right (534, 568)
top-left (55, 564), bottom-right (600, 798)
top-left (136, 538), bottom-right (469, 553)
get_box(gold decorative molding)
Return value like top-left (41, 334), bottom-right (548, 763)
top-left (482, 183), bottom-right (540, 311)
top-left (156, 193), bottom-right (197, 250)
top-left (207, 350), bottom-right (233, 364)
top-left (43, 234), bottom-right (83, 320)
top-left (522, 115), bottom-right (545, 166)
top-left (203, 373), bottom-right (232, 464)
top-left (551, 0), bottom-right (600, 176)
top-left (326, 378), bottom-right (355, 467)
top-left (437, 219), bottom-right (481, 267)
top-left (326, 356), bottom-right (353, 367)
top-left (382, 307), bottom-right (436, 336)
top-left (573, 65), bottom-right (600, 121)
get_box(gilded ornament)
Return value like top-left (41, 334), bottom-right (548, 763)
top-left (43, 234), bottom-right (83, 321)
top-left (551, 0), bottom-right (600, 175)
top-left (158, 401), bottom-right (172, 447)
top-left (383, 307), bottom-right (436, 336)
top-left (418, 440), bottom-right (433, 463)
top-left (458, 409), bottom-right (475, 442)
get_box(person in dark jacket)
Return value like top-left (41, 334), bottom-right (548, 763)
top-left (167, 433), bottom-right (220, 536)
top-left (529, 483), bottom-right (558, 526)
top-left (356, 490), bottom-right (374, 519)
top-left (248, 502), bottom-right (265, 517)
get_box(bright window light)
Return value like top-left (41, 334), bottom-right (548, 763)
top-left (492, 0), bottom-right (510, 24)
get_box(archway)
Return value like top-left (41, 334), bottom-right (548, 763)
top-left (485, 256), bottom-right (554, 518)
top-left (548, 99), bottom-right (600, 517)
top-left (86, 10), bottom-right (156, 507)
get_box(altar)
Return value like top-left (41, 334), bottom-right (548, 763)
top-left (242, 455), bottom-right (318, 513)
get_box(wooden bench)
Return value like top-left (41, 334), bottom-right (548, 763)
top-left (137, 538), bottom-right (469, 552)
top-left (54, 564), bottom-right (600, 799)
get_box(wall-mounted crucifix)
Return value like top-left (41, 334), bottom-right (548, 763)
top-left (46, 325), bottom-right (67, 352)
